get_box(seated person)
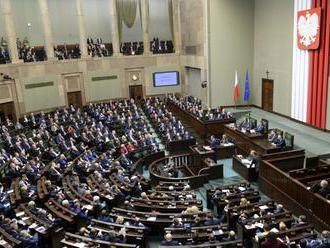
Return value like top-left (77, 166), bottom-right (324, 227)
top-left (312, 180), bottom-right (330, 199)
top-left (255, 121), bottom-right (266, 133)
top-left (220, 134), bottom-right (230, 145)
top-left (161, 233), bottom-right (179, 246)
top-left (209, 135), bottom-right (221, 149)
top-left (222, 230), bottom-right (238, 241)
top-left (293, 215), bottom-right (308, 227)
top-left (268, 130), bottom-right (277, 142)
top-left (261, 232), bottom-right (285, 248)
top-left (239, 117), bottom-right (253, 130)
top-left (272, 134), bottom-right (286, 148)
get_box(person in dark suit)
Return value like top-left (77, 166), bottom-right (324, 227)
top-left (261, 232), bottom-right (285, 248)
top-left (161, 233), bottom-right (179, 246)
top-left (209, 135), bottom-right (220, 149)
top-left (222, 230), bottom-right (238, 242)
top-left (273, 134), bottom-right (286, 148)
top-left (312, 180), bottom-right (330, 199)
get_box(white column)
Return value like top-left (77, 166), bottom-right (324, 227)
top-left (140, 0), bottom-right (150, 55)
top-left (172, 0), bottom-right (181, 54)
top-left (75, 0), bottom-right (89, 58)
top-left (38, 0), bottom-right (56, 60)
top-left (0, 0), bottom-right (21, 63)
top-left (109, 0), bottom-right (121, 56)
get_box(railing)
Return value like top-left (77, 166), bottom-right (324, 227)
top-left (260, 159), bottom-right (330, 230)
top-left (148, 153), bottom-right (220, 188)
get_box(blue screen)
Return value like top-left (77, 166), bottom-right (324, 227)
top-left (153, 71), bottom-right (179, 87)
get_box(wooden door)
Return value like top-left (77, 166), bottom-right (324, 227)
top-left (262, 78), bottom-right (274, 112)
top-left (0, 102), bottom-right (16, 122)
top-left (67, 91), bottom-right (82, 108)
top-left (129, 85), bottom-right (143, 101)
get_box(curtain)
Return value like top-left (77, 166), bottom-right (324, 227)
top-left (119, 0), bottom-right (138, 28)
top-left (116, 0), bottom-right (123, 41)
top-left (168, 0), bottom-right (174, 40)
top-left (307, 0), bottom-right (330, 128)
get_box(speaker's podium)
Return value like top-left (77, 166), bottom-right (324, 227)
top-left (189, 145), bottom-right (215, 172)
top-left (188, 145), bottom-right (223, 179)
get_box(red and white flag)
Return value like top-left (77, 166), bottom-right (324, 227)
top-left (234, 71), bottom-right (240, 103)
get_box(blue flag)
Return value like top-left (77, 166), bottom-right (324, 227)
top-left (244, 70), bottom-right (250, 102)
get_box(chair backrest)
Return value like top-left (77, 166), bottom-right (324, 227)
top-left (250, 117), bottom-right (257, 129)
top-left (284, 132), bottom-right (294, 149)
top-left (261, 119), bottom-right (269, 133)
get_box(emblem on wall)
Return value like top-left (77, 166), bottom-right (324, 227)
top-left (297, 8), bottom-right (321, 50)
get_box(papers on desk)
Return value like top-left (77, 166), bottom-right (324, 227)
top-left (146, 216), bottom-right (157, 221)
top-left (22, 217), bottom-right (30, 221)
top-left (259, 205), bottom-right (269, 210)
top-left (0, 240), bottom-right (8, 245)
top-left (250, 129), bottom-right (256, 134)
top-left (255, 223), bottom-right (264, 229)
top-left (82, 205), bottom-right (93, 211)
top-left (29, 223), bottom-right (38, 229)
top-left (212, 229), bottom-right (224, 236)
top-left (16, 211), bottom-right (25, 217)
top-left (223, 142), bottom-right (234, 147)
top-left (203, 146), bottom-right (212, 151)
top-left (245, 224), bottom-right (256, 230)
top-left (270, 227), bottom-right (279, 233)
top-left (238, 187), bottom-right (246, 192)
top-left (36, 226), bottom-right (46, 234)
top-left (222, 189), bottom-right (230, 193)
top-left (241, 159), bottom-right (252, 166)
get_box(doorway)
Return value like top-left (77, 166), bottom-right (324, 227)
top-left (0, 102), bottom-right (16, 122)
top-left (67, 91), bottom-right (83, 108)
top-left (262, 78), bottom-right (274, 112)
top-left (129, 85), bottom-right (143, 101)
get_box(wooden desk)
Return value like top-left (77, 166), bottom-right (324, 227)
top-left (167, 101), bottom-right (235, 138)
top-left (189, 145), bottom-right (215, 172)
top-left (260, 157), bottom-right (330, 230)
top-left (215, 144), bottom-right (236, 159)
top-left (224, 125), bottom-right (281, 155)
top-left (233, 156), bottom-right (258, 181)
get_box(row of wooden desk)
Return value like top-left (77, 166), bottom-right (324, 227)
top-left (224, 125), bottom-right (282, 155)
top-left (167, 101), bottom-right (236, 138)
top-left (259, 154), bottom-right (330, 231)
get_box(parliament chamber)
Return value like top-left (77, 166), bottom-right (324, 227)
top-left (1, 0), bottom-right (330, 248)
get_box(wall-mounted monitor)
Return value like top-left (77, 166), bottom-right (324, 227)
top-left (153, 71), bottom-right (180, 87)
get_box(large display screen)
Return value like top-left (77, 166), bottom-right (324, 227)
top-left (153, 71), bottom-right (180, 87)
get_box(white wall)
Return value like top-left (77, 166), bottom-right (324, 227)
top-left (11, 0), bottom-right (44, 46)
top-left (253, 0), bottom-right (294, 116)
top-left (48, 0), bottom-right (81, 44)
top-left (186, 67), bottom-right (202, 98)
top-left (120, 2), bottom-right (142, 42)
top-left (208, 0), bottom-right (254, 107)
top-left (149, 0), bottom-right (172, 41)
top-left (83, 0), bottom-right (112, 42)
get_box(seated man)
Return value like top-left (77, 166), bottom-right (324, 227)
top-left (255, 121), bottom-right (266, 133)
top-left (261, 232), bottom-right (285, 248)
top-left (161, 233), bottom-right (179, 246)
top-left (268, 130), bottom-right (277, 142)
top-left (209, 135), bottom-right (221, 149)
top-left (240, 117), bottom-right (253, 130)
top-left (220, 134), bottom-right (230, 145)
top-left (272, 134), bottom-right (286, 148)
top-left (312, 180), bottom-right (330, 199)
